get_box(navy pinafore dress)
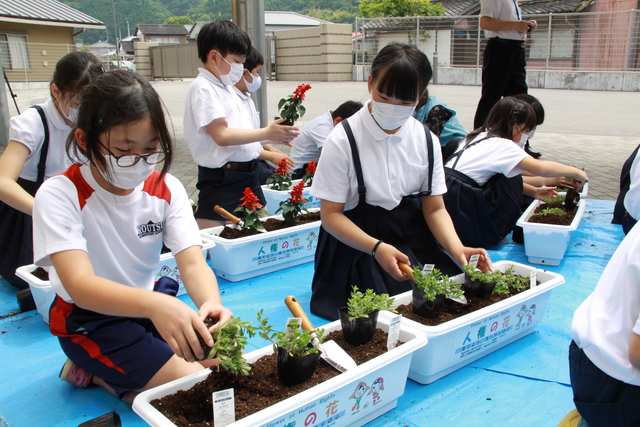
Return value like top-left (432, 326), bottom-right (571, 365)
top-left (310, 120), bottom-right (461, 321)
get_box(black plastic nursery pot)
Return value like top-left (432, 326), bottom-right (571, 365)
top-left (338, 307), bottom-right (379, 346)
top-left (277, 346), bottom-right (321, 387)
top-left (411, 287), bottom-right (446, 319)
top-left (464, 275), bottom-right (496, 299)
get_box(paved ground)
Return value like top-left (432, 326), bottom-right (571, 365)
top-left (5, 80), bottom-right (640, 201)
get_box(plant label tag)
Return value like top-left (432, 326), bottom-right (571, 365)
top-left (212, 388), bottom-right (235, 427)
top-left (387, 314), bottom-right (402, 351)
top-left (530, 270), bottom-right (537, 288)
top-left (422, 264), bottom-right (435, 275)
top-left (285, 317), bottom-right (303, 339)
top-left (469, 254), bottom-right (479, 268)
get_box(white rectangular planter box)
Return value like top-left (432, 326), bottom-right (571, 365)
top-left (380, 261), bottom-right (564, 385)
top-left (14, 239), bottom-right (215, 324)
top-left (133, 316), bottom-right (428, 427)
top-left (15, 264), bottom-right (55, 324)
top-left (261, 179), bottom-right (320, 216)
top-left (201, 211), bottom-right (320, 282)
top-left (516, 198), bottom-right (586, 266)
top-left (155, 238), bottom-right (216, 297)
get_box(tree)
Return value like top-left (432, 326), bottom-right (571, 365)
top-left (359, 0), bottom-right (445, 17)
top-left (164, 15), bottom-right (194, 24)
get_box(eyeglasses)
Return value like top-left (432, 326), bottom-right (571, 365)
top-left (100, 143), bottom-right (165, 168)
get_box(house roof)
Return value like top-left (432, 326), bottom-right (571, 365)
top-left (265, 11), bottom-right (330, 26)
top-left (0, 0), bottom-right (104, 28)
top-left (135, 24), bottom-right (189, 36)
top-left (437, 0), bottom-right (594, 16)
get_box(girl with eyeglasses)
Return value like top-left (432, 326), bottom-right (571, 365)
top-left (443, 96), bottom-right (588, 248)
top-left (0, 52), bottom-right (103, 298)
top-left (32, 70), bottom-right (232, 403)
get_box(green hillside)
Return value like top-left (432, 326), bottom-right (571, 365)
top-left (64, 0), bottom-right (359, 44)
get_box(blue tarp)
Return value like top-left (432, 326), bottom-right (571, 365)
top-left (0, 199), bottom-right (624, 426)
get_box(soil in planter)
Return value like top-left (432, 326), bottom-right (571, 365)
top-left (31, 267), bottom-right (49, 281)
top-left (218, 211), bottom-right (321, 239)
top-left (397, 277), bottom-right (538, 327)
top-left (151, 329), bottom-right (402, 427)
top-left (527, 203), bottom-right (578, 226)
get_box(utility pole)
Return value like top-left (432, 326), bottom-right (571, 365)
top-left (232, 0), bottom-right (268, 127)
top-left (111, 0), bottom-right (121, 68)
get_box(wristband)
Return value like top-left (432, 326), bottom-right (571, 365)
top-left (371, 240), bottom-right (384, 257)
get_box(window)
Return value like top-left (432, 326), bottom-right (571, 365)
top-left (149, 36), bottom-right (162, 43)
top-left (167, 37), bottom-right (181, 44)
top-left (0, 33), bottom-right (29, 70)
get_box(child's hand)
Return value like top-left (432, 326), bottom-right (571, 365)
top-left (267, 119), bottom-right (299, 144)
top-left (198, 301), bottom-right (233, 335)
top-left (571, 170), bottom-right (588, 190)
top-left (546, 176), bottom-right (572, 188)
top-left (373, 242), bottom-right (412, 281)
top-left (271, 152), bottom-right (294, 169)
top-left (149, 295), bottom-right (213, 362)
top-left (460, 248), bottom-right (493, 273)
top-left (534, 186), bottom-right (559, 201)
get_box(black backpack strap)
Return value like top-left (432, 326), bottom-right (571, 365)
top-left (31, 105), bottom-right (50, 185)
top-left (449, 135), bottom-right (491, 170)
top-left (341, 120), bottom-right (367, 205)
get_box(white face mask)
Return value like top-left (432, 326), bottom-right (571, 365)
top-left (216, 55), bottom-right (244, 86)
top-left (527, 129), bottom-right (536, 139)
top-left (517, 133), bottom-right (529, 149)
top-left (370, 100), bottom-right (415, 131)
top-left (243, 74), bottom-right (262, 92)
top-left (102, 155), bottom-right (156, 189)
top-left (60, 96), bottom-right (79, 124)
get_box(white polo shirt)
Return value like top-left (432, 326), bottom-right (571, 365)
top-left (571, 222), bottom-right (640, 385)
top-left (311, 100), bottom-right (446, 211)
top-left (33, 164), bottom-right (202, 303)
top-left (624, 148), bottom-right (640, 220)
top-left (183, 68), bottom-right (261, 168)
top-left (9, 97), bottom-right (74, 182)
top-left (446, 132), bottom-right (528, 186)
top-left (232, 86), bottom-right (260, 130)
top-left (290, 110), bottom-right (334, 169)
top-left (481, 0), bottom-right (525, 41)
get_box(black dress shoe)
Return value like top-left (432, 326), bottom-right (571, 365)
top-left (525, 142), bottom-right (541, 158)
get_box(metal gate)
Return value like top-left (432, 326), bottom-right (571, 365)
top-left (150, 44), bottom-right (199, 80)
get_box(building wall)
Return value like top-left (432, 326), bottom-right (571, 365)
top-left (275, 23), bottom-right (352, 81)
top-left (0, 22), bottom-right (75, 82)
top-left (134, 41), bottom-right (160, 80)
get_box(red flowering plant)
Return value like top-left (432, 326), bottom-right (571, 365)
top-left (266, 158), bottom-right (293, 191)
top-left (302, 160), bottom-right (316, 187)
top-left (278, 83), bottom-right (312, 125)
top-left (233, 187), bottom-right (268, 233)
top-left (276, 181), bottom-right (309, 226)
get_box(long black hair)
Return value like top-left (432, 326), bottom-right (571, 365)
top-left (67, 70), bottom-right (173, 178)
top-left (50, 51), bottom-right (103, 97)
top-left (466, 96), bottom-right (537, 142)
top-left (370, 43), bottom-right (432, 103)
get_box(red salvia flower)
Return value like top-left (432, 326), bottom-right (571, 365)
top-left (288, 181), bottom-right (308, 205)
top-left (306, 161), bottom-right (317, 174)
top-left (239, 187), bottom-right (262, 210)
top-left (275, 158), bottom-right (291, 176)
top-left (292, 83), bottom-right (312, 100)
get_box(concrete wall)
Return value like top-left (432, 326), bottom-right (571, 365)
top-left (434, 67), bottom-right (640, 91)
top-left (275, 23), bottom-right (352, 81)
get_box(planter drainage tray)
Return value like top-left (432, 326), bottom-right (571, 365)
top-left (133, 315), bottom-right (427, 427)
top-left (380, 260), bottom-right (564, 384)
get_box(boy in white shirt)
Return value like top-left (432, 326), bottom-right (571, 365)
top-left (184, 21), bottom-right (299, 229)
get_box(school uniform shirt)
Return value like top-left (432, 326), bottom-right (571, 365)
top-left (481, 0), bottom-right (525, 41)
top-left (624, 148), bottom-right (640, 220)
top-left (290, 110), bottom-right (334, 169)
top-left (184, 68), bottom-right (261, 168)
top-left (445, 132), bottom-right (528, 186)
top-left (32, 164), bottom-right (202, 303)
top-left (571, 222), bottom-right (640, 385)
top-left (9, 97), bottom-right (74, 181)
top-left (232, 86), bottom-right (260, 129)
top-left (311, 101), bottom-right (446, 211)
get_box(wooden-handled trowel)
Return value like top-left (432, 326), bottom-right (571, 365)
top-left (285, 296), bottom-right (358, 373)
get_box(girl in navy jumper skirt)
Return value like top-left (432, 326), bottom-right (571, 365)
top-left (309, 43), bottom-right (492, 321)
